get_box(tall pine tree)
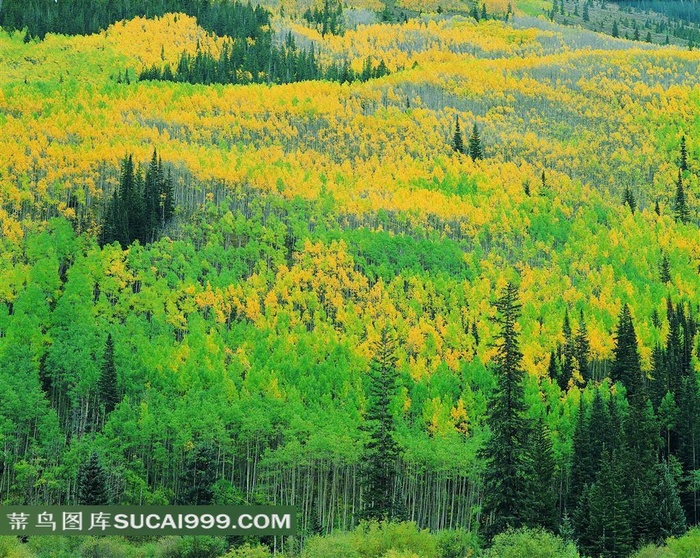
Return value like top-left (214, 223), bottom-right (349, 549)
top-left (610, 304), bottom-right (644, 398)
top-left (361, 326), bottom-right (401, 520)
top-left (481, 283), bottom-right (530, 538)
top-left (77, 452), bottom-right (109, 505)
top-left (98, 333), bottom-right (119, 416)
top-left (673, 169), bottom-right (689, 224)
top-left (452, 116), bottom-right (465, 155)
top-left (468, 123), bottom-right (483, 160)
top-left (680, 135), bottom-right (689, 172)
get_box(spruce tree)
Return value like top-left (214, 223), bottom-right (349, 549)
top-left (623, 186), bottom-right (636, 213)
top-left (673, 169), bottom-right (689, 223)
top-left (660, 254), bottom-right (671, 284)
top-left (468, 123), bottom-right (483, 160)
top-left (560, 310), bottom-right (575, 390)
top-left (569, 399), bottom-right (592, 514)
top-left (586, 450), bottom-right (633, 558)
top-left (680, 135), bottom-right (689, 172)
top-left (98, 333), bottom-right (119, 415)
top-left (610, 304), bottom-right (644, 398)
top-left (452, 117), bottom-right (465, 155)
top-left (652, 458), bottom-right (687, 541)
top-left (77, 452), bottom-right (109, 505)
top-left (626, 397), bottom-right (661, 547)
top-left (525, 419), bottom-right (558, 532)
top-left (160, 166), bottom-right (175, 225)
top-left (676, 372), bottom-right (700, 524)
top-left (143, 149), bottom-right (161, 243)
top-left (361, 326), bottom-right (401, 521)
top-left (612, 20), bottom-right (619, 38)
top-left (547, 350), bottom-right (560, 386)
top-left (178, 444), bottom-right (217, 505)
top-left (481, 283), bottom-right (530, 538)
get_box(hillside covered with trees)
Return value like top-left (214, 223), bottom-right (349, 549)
top-left (1, 0), bottom-right (700, 556)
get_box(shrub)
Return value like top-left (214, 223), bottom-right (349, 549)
top-left (482, 528), bottom-right (579, 558)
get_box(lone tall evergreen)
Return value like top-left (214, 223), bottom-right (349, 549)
top-left (98, 334), bottom-right (119, 415)
top-left (468, 123), bottom-right (483, 160)
top-left (452, 117), bottom-right (465, 154)
top-left (673, 169), bottom-right (689, 223)
top-left (680, 135), bottom-right (689, 171)
top-left (481, 283), bottom-right (530, 538)
top-left (623, 186), bottom-right (636, 213)
top-left (77, 452), bottom-right (109, 505)
top-left (361, 326), bottom-right (401, 520)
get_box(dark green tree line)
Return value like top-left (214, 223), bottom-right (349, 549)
top-left (100, 150), bottom-right (175, 247)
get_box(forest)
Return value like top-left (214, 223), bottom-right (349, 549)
top-left (1, 0), bottom-right (700, 557)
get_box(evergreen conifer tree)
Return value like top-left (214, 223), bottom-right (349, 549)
top-left (361, 326), bottom-right (401, 520)
top-left (660, 254), bottom-right (672, 284)
top-left (525, 419), bottom-right (558, 532)
top-left (452, 117), bottom-right (465, 155)
top-left (178, 444), bottom-right (217, 505)
top-left (98, 333), bottom-right (119, 415)
top-left (623, 186), bottom-right (636, 213)
top-left (673, 169), bottom-right (689, 223)
top-left (468, 123), bottom-right (484, 160)
top-left (77, 452), bottom-right (109, 505)
top-left (610, 304), bottom-right (644, 397)
top-left (481, 283), bottom-right (530, 538)
top-left (586, 450), bottom-right (633, 558)
top-left (560, 310), bottom-right (575, 390)
top-left (471, 321), bottom-right (480, 346)
top-left (652, 458), bottom-right (687, 541)
top-left (680, 135), bottom-right (689, 171)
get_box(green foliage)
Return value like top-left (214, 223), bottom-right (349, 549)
top-left (98, 333), bottom-right (119, 415)
top-left (452, 117), bottom-right (465, 155)
top-left (77, 451), bottom-right (109, 505)
top-left (0, 536), bottom-right (35, 558)
top-left (482, 527), bottom-right (579, 558)
top-left (672, 171), bottom-right (689, 224)
top-left (633, 528), bottom-right (700, 557)
top-left (101, 151), bottom-right (175, 247)
top-left (176, 537), bottom-right (228, 558)
top-left (0, 0), bottom-right (272, 40)
top-left (610, 304), bottom-right (643, 398)
top-left (468, 124), bottom-right (483, 161)
top-left (303, 0), bottom-right (344, 36)
top-left (361, 327), bottom-right (402, 521)
top-left (221, 544), bottom-right (271, 558)
top-left (434, 529), bottom-right (479, 558)
top-left (301, 521), bottom-right (439, 558)
top-left (140, 40), bottom-right (389, 86)
top-left (481, 283), bottom-right (532, 538)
